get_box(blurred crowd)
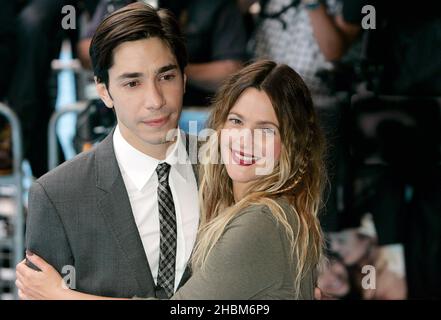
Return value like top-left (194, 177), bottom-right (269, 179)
top-left (0, 0), bottom-right (440, 299)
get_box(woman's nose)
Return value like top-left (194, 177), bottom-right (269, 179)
top-left (235, 127), bottom-right (253, 151)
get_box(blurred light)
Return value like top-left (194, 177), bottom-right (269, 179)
top-left (249, 2), bottom-right (261, 15)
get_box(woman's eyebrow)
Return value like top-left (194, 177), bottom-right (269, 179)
top-left (228, 112), bottom-right (279, 128)
top-left (228, 112), bottom-right (244, 119)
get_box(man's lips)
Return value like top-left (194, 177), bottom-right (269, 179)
top-left (141, 116), bottom-right (169, 127)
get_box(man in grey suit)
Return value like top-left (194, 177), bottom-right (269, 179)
top-left (24, 2), bottom-right (200, 299)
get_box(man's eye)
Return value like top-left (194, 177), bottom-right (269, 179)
top-left (160, 74), bottom-right (176, 81)
top-left (125, 81), bottom-right (139, 88)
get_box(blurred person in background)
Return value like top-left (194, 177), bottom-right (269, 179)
top-left (352, 1), bottom-right (441, 299)
top-left (0, 0), bottom-right (18, 175)
top-left (329, 214), bottom-right (407, 300)
top-left (179, 0), bottom-right (248, 107)
top-left (5, 0), bottom-right (80, 178)
top-left (0, 0), bottom-right (18, 101)
top-left (363, 1), bottom-right (441, 96)
top-left (317, 253), bottom-right (354, 299)
top-left (247, 0), bottom-right (367, 105)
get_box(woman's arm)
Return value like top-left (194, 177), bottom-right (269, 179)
top-left (15, 253), bottom-right (128, 300)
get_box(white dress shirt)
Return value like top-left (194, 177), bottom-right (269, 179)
top-left (113, 125), bottom-right (199, 291)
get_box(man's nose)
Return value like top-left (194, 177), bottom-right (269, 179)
top-left (144, 81), bottom-right (165, 109)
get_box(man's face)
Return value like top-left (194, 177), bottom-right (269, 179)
top-left (97, 37), bottom-right (185, 152)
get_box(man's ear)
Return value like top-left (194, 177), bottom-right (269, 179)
top-left (183, 72), bottom-right (187, 94)
top-left (95, 81), bottom-right (113, 109)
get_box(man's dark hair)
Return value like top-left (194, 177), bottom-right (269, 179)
top-left (90, 2), bottom-right (188, 87)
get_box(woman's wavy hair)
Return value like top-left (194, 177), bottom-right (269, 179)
top-left (192, 60), bottom-right (327, 298)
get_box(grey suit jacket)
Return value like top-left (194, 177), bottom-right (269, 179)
top-left (26, 130), bottom-right (195, 298)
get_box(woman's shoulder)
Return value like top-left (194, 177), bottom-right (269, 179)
top-left (235, 196), bottom-right (294, 218)
top-left (220, 199), bottom-right (295, 265)
top-left (230, 197), bottom-right (297, 233)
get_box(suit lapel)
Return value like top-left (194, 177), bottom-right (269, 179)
top-left (181, 132), bottom-right (203, 288)
top-left (94, 131), bottom-right (156, 297)
top-left (184, 132), bottom-right (201, 187)
top-left (177, 264), bottom-right (192, 290)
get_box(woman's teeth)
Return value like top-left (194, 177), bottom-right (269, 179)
top-left (233, 150), bottom-right (257, 162)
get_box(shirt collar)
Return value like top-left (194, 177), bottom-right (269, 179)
top-left (113, 125), bottom-right (190, 191)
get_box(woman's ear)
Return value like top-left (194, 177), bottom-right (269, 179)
top-left (96, 82), bottom-right (113, 109)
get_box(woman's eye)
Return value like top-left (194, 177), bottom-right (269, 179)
top-left (262, 128), bottom-right (276, 135)
top-left (256, 127), bottom-right (276, 135)
top-left (228, 118), bottom-right (242, 125)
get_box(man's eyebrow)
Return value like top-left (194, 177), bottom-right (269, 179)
top-left (116, 72), bottom-right (143, 81)
top-left (116, 65), bottom-right (178, 81)
top-left (156, 64), bottom-right (178, 74)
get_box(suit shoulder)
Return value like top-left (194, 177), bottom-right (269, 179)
top-left (35, 148), bottom-right (97, 194)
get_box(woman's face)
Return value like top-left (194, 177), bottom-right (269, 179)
top-left (329, 230), bottom-right (372, 266)
top-left (220, 88), bottom-right (282, 185)
top-left (317, 258), bottom-right (350, 298)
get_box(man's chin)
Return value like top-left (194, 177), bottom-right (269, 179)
top-left (140, 136), bottom-right (169, 146)
top-left (141, 133), bottom-right (177, 146)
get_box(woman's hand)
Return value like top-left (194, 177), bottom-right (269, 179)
top-left (15, 251), bottom-right (73, 300)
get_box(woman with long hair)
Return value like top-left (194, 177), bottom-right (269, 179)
top-left (16, 60), bottom-right (327, 299)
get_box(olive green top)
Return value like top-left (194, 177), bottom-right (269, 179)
top-left (170, 197), bottom-right (317, 300)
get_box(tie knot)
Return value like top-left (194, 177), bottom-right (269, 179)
top-left (156, 162), bottom-right (171, 181)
